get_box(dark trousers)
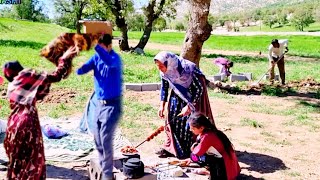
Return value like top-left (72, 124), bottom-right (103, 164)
top-left (93, 97), bottom-right (122, 179)
top-left (195, 155), bottom-right (227, 180)
top-left (269, 56), bottom-right (285, 84)
top-left (206, 155), bottom-right (227, 180)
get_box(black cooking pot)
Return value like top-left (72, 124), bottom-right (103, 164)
top-left (122, 157), bottom-right (144, 179)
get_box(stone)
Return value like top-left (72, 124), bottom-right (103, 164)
top-left (264, 74), bottom-right (280, 81)
top-left (142, 83), bottom-right (159, 91)
top-left (125, 83), bottom-right (142, 91)
top-left (134, 48), bottom-right (145, 55)
top-left (239, 72), bottom-right (253, 81)
top-left (229, 74), bottom-right (248, 82)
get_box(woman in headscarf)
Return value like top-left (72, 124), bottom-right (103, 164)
top-left (154, 51), bottom-right (216, 159)
top-left (2, 47), bottom-right (77, 180)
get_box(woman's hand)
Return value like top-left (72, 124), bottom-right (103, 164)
top-left (61, 46), bottom-right (78, 60)
top-left (182, 158), bottom-right (192, 166)
top-left (178, 104), bottom-right (191, 117)
top-left (158, 101), bottom-right (166, 118)
top-left (158, 106), bottom-right (165, 118)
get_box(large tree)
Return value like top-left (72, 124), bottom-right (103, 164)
top-left (14, 0), bottom-right (48, 22)
top-left (54, 0), bottom-right (89, 33)
top-left (180, 0), bottom-right (212, 66)
top-left (134, 0), bottom-right (174, 50)
top-left (103, 0), bottom-right (177, 51)
top-left (102, 0), bottom-right (133, 51)
top-left (290, 8), bottom-right (314, 31)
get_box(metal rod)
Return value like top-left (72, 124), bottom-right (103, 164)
top-left (134, 115), bottom-right (181, 148)
top-left (135, 139), bottom-right (147, 149)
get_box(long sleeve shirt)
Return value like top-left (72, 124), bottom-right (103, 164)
top-left (268, 39), bottom-right (288, 61)
top-left (160, 72), bottom-right (203, 104)
top-left (77, 45), bottom-right (123, 100)
top-left (214, 57), bottom-right (231, 76)
top-left (192, 132), bottom-right (241, 180)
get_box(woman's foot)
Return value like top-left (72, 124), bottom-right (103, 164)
top-left (155, 148), bottom-right (174, 158)
top-left (191, 168), bottom-right (210, 175)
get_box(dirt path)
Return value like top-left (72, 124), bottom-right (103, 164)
top-left (124, 40), bottom-right (319, 62)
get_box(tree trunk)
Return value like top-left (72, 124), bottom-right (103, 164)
top-left (135, 21), bottom-right (153, 50)
top-left (108, 0), bottom-right (130, 51)
top-left (180, 0), bottom-right (212, 67)
top-left (134, 0), bottom-right (165, 50)
top-left (76, 14), bottom-right (81, 33)
top-left (118, 26), bottom-right (130, 51)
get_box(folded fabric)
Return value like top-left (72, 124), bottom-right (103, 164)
top-left (42, 124), bottom-right (68, 139)
top-left (40, 33), bottom-right (100, 78)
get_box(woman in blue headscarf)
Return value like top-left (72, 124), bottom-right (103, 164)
top-left (154, 51), bottom-right (216, 159)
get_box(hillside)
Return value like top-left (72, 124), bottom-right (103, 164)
top-left (176, 0), bottom-right (310, 17)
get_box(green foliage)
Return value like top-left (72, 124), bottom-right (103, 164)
top-left (54, 13), bottom-right (77, 29)
top-left (175, 22), bottom-right (185, 31)
top-left (315, 8), bottom-right (320, 23)
top-left (263, 15), bottom-right (277, 28)
top-left (127, 13), bottom-right (145, 31)
top-left (208, 14), bottom-right (218, 26)
top-left (290, 8), bottom-right (315, 31)
top-left (240, 118), bottom-right (263, 128)
top-left (13, 0), bottom-right (49, 22)
top-left (0, 7), bottom-right (15, 18)
top-left (153, 17), bottom-right (166, 32)
top-left (83, 0), bottom-right (114, 21)
top-left (54, 0), bottom-right (89, 32)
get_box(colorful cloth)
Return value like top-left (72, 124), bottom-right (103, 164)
top-left (214, 57), bottom-right (231, 76)
top-left (3, 57), bottom-right (71, 179)
top-left (4, 69), bottom-right (49, 180)
top-left (161, 73), bottom-right (203, 159)
top-left (154, 51), bottom-right (196, 89)
top-left (156, 52), bottom-right (215, 159)
top-left (192, 132), bottom-right (240, 180)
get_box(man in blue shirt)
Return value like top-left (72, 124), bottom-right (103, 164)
top-left (77, 34), bottom-right (122, 180)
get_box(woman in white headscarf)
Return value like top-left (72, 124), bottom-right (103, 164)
top-left (154, 51), bottom-right (215, 159)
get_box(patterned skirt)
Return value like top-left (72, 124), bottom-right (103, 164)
top-left (4, 106), bottom-right (46, 180)
top-left (163, 91), bottom-right (194, 159)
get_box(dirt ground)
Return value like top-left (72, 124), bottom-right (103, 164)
top-left (123, 88), bottom-right (320, 180)
top-left (0, 41), bottom-right (319, 179)
top-left (0, 84), bottom-right (319, 180)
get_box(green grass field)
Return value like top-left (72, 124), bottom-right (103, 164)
top-left (239, 22), bottom-right (320, 32)
top-left (0, 18), bottom-right (319, 119)
top-left (113, 31), bottom-right (320, 58)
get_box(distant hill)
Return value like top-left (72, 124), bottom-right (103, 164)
top-left (176, 0), bottom-right (310, 18)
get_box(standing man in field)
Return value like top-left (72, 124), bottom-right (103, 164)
top-left (76, 34), bottom-right (122, 180)
top-left (268, 39), bottom-right (289, 85)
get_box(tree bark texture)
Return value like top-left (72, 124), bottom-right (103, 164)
top-left (180, 0), bottom-right (212, 67)
top-left (107, 0), bottom-right (130, 51)
top-left (134, 0), bottom-right (165, 50)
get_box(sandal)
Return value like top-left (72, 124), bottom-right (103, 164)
top-left (155, 149), bottom-right (174, 158)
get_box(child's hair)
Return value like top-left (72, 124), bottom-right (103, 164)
top-left (188, 113), bottom-right (234, 157)
top-left (229, 61), bottom-right (234, 67)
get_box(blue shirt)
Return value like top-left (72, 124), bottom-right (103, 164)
top-left (77, 45), bottom-right (123, 100)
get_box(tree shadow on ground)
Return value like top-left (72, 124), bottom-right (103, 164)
top-left (236, 150), bottom-right (288, 174)
top-left (46, 164), bottom-right (89, 180)
top-left (0, 39), bottom-right (46, 50)
top-left (202, 54), bottom-right (266, 63)
top-left (0, 23), bottom-right (11, 32)
top-left (237, 174), bottom-right (266, 180)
